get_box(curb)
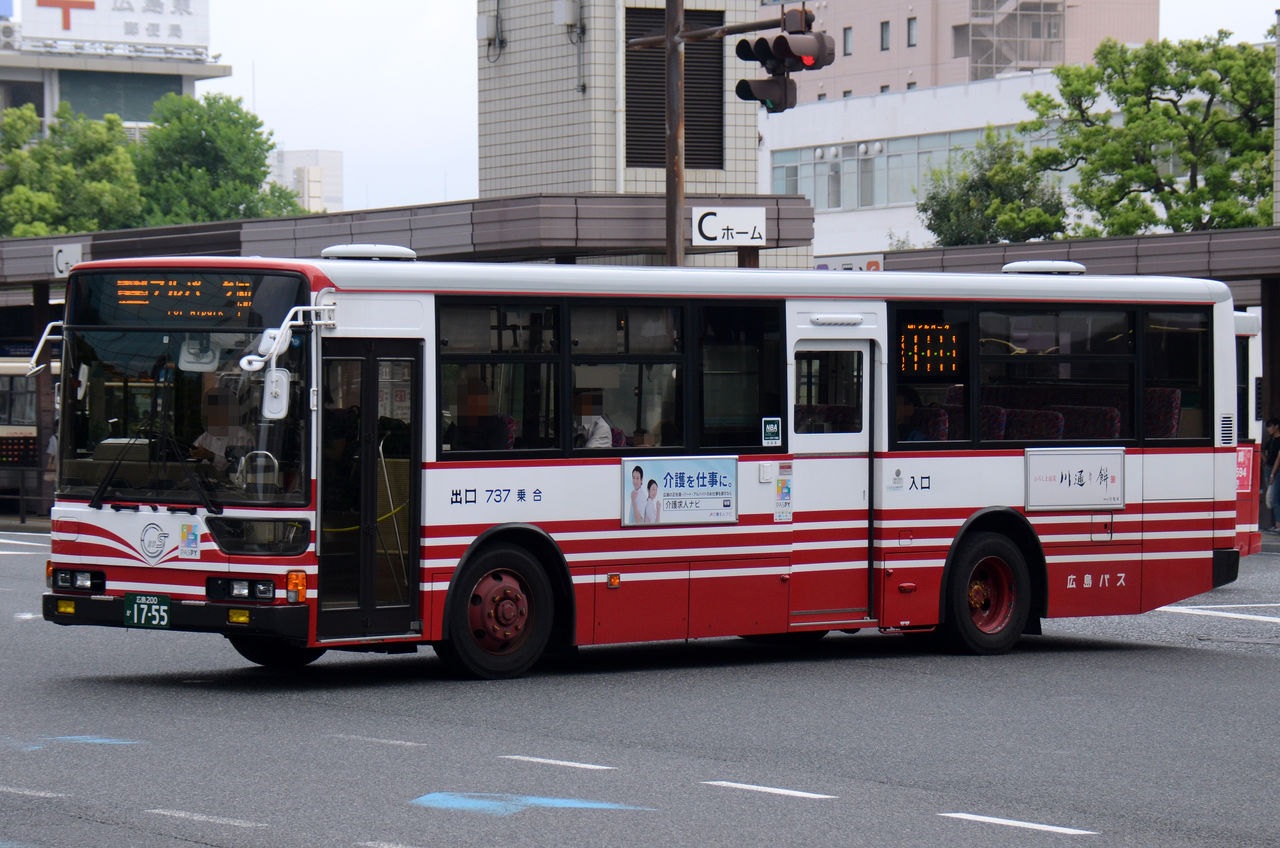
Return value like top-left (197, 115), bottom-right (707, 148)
top-left (0, 515), bottom-right (50, 534)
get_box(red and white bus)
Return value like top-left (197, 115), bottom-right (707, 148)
top-left (39, 248), bottom-right (1242, 678)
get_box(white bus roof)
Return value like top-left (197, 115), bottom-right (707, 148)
top-left (74, 256), bottom-right (1234, 306)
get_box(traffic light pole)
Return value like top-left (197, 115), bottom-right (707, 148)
top-left (631, 4), bottom-right (805, 267)
top-left (665, 0), bottom-right (684, 267)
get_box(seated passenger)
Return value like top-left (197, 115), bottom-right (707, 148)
top-left (448, 380), bottom-right (509, 451)
top-left (573, 389), bottom-right (612, 448)
top-left (895, 385), bottom-right (927, 441)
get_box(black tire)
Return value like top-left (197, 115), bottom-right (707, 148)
top-left (942, 532), bottom-right (1030, 655)
top-left (435, 543), bottom-right (554, 679)
top-left (227, 636), bottom-right (326, 669)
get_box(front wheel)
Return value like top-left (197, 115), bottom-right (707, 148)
top-left (227, 636), bottom-right (326, 669)
top-left (942, 532), bottom-right (1030, 654)
top-left (435, 543), bottom-right (554, 679)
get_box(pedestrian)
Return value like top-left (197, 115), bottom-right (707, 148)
top-left (1263, 418), bottom-right (1280, 532)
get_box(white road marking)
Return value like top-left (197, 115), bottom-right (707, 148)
top-left (0, 785), bottom-right (67, 798)
top-left (1185, 603), bottom-right (1280, 609)
top-left (145, 809), bottom-right (268, 828)
top-left (939, 812), bottom-right (1097, 835)
top-left (701, 780), bottom-right (836, 799)
top-left (0, 551), bottom-right (37, 555)
top-left (358, 843), bottom-right (429, 848)
top-left (333, 733), bottom-right (429, 748)
top-left (13, 612), bottom-right (40, 620)
top-left (1158, 606), bottom-right (1280, 625)
top-left (500, 755), bottom-right (616, 770)
top-left (0, 537), bottom-right (50, 547)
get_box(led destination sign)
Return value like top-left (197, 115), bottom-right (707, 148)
top-left (114, 277), bottom-right (258, 321)
top-left (70, 272), bottom-right (306, 328)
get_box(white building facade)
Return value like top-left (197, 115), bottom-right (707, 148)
top-left (756, 70), bottom-right (1064, 264)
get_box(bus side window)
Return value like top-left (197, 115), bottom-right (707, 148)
top-left (795, 350), bottom-right (863, 434)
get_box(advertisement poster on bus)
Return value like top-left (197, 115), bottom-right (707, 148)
top-left (1024, 447), bottom-right (1126, 510)
top-left (622, 458), bottom-right (737, 526)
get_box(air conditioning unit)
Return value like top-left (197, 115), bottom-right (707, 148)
top-left (0, 21), bottom-right (20, 51)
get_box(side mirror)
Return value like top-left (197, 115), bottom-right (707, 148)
top-left (262, 368), bottom-right (291, 420)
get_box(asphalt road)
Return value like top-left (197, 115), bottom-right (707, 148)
top-left (3, 532), bottom-right (1279, 847)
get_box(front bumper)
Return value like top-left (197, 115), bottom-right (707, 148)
top-left (43, 593), bottom-right (311, 641)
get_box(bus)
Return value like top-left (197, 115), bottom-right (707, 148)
top-left (38, 248), bottom-right (1242, 678)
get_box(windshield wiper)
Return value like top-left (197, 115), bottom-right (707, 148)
top-left (149, 427), bottom-right (223, 516)
top-left (88, 426), bottom-right (147, 510)
top-left (88, 425), bottom-right (223, 515)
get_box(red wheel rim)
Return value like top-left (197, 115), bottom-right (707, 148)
top-left (966, 555), bottom-right (1015, 634)
top-left (466, 569), bottom-right (532, 655)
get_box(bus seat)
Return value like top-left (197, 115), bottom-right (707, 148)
top-left (980, 405), bottom-right (1007, 440)
top-left (1004, 408), bottom-right (1063, 441)
top-left (1144, 388), bottom-right (1181, 438)
top-left (1050, 404), bottom-right (1121, 439)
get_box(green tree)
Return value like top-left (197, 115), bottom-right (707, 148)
top-left (917, 127), bottom-right (1067, 246)
top-left (1022, 32), bottom-right (1274, 236)
top-left (134, 92), bottom-right (307, 225)
top-left (0, 102), bottom-right (141, 236)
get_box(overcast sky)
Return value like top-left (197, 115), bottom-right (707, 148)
top-left (196, 0), bottom-right (1277, 212)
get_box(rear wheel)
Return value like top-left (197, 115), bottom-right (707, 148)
top-left (227, 636), bottom-right (326, 669)
top-left (435, 543), bottom-right (553, 679)
top-left (942, 532), bottom-right (1029, 654)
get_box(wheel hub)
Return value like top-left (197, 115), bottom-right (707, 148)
top-left (967, 556), bottom-right (1014, 634)
top-left (468, 570), bottom-right (530, 654)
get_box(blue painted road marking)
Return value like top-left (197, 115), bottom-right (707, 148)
top-left (2, 736), bottom-right (140, 751)
top-left (43, 736), bottom-right (139, 745)
top-left (411, 793), bottom-right (655, 817)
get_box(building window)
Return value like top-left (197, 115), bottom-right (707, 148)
top-left (624, 8), bottom-right (723, 170)
top-left (907, 16), bottom-right (917, 47)
top-left (906, 81), bottom-right (917, 90)
top-left (880, 21), bottom-right (890, 51)
top-left (817, 93), bottom-right (827, 101)
top-left (842, 90), bottom-right (852, 98)
top-left (953, 24), bottom-right (969, 58)
top-left (879, 84), bottom-right (890, 93)
top-left (842, 26), bottom-right (852, 55)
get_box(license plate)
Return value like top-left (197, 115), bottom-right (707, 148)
top-left (124, 593), bottom-right (170, 628)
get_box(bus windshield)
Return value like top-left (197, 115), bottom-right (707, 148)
top-left (58, 272), bottom-right (309, 508)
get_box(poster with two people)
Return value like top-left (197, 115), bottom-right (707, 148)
top-left (622, 457), bottom-right (737, 526)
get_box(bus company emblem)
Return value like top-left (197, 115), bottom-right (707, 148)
top-left (139, 523), bottom-right (170, 564)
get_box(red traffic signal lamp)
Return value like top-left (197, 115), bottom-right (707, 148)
top-left (771, 30), bottom-right (835, 72)
top-left (735, 76), bottom-right (797, 113)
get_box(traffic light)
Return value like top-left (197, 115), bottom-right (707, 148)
top-left (734, 36), bottom-right (795, 113)
top-left (735, 11), bottom-right (834, 113)
top-left (735, 76), bottom-right (796, 113)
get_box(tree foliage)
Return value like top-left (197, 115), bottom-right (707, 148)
top-left (917, 127), bottom-right (1067, 246)
top-left (134, 92), bottom-right (307, 225)
top-left (0, 93), bottom-right (307, 237)
top-left (1022, 32), bottom-right (1274, 236)
top-left (0, 102), bottom-right (141, 236)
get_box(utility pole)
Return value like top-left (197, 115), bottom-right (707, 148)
top-left (628, 4), bottom-right (828, 267)
top-left (665, 0), bottom-right (684, 267)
